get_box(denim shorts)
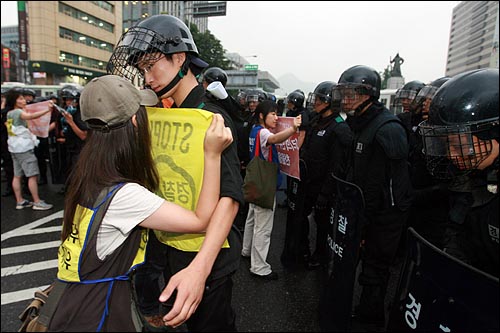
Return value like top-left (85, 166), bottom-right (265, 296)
top-left (12, 150), bottom-right (40, 177)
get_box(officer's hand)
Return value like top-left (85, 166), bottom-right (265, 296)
top-left (159, 265), bottom-right (206, 328)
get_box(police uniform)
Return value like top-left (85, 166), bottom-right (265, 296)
top-left (347, 101), bottom-right (413, 324)
top-left (300, 112), bottom-right (352, 265)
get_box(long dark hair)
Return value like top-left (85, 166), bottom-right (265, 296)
top-left (61, 106), bottom-right (159, 241)
top-left (5, 88), bottom-right (24, 111)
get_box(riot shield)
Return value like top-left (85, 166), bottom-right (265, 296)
top-left (319, 174), bottom-right (366, 332)
top-left (387, 227), bottom-right (499, 332)
top-left (280, 159), bottom-right (308, 268)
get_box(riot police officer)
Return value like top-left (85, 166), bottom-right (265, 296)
top-left (300, 81), bottom-right (352, 269)
top-left (398, 76), bottom-right (452, 249)
top-left (333, 65), bottom-right (413, 328)
top-left (393, 80), bottom-right (425, 114)
top-left (200, 66), bottom-right (228, 89)
top-left (419, 68), bottom-right (498, 278)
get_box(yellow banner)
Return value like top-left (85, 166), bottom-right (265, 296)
top-left (147, 107), bottom-right (229, 252)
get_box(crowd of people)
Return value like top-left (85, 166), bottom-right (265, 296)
top-left (2, 13), bottom-right (497, 333)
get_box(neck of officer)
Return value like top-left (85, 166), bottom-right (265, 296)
top-left (170, 70), bottom-right (199, 107)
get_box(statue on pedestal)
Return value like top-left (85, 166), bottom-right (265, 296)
top-left (390, 53), bottom-right (404, 77)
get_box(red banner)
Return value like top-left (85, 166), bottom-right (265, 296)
top-left (272, 117), bottom-right (300, 180)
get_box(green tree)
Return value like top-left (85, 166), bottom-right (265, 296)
top-left (380, 65), bottom-right (391, 89)
top-left (189, 23), bottom-right (230, 70)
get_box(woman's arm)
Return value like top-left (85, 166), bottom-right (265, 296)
top-left (20, 103), bottom-right (53, 120)
top-left (267, 114), bottom-right (302, 145)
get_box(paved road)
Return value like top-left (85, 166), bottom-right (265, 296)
top-left (1, 176), bottom-right (328, 332)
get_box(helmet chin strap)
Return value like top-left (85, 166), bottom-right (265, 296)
top-left (154, 58), bottom-right (191, 98)
top-left (319, 104), bottom-right (330, 115)
top-left (346, 98), bottom-right (373, 117)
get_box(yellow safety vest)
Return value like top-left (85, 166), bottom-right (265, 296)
top-left (147, 107), bottom-right (229, 252)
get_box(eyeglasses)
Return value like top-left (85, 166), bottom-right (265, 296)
top-left (137, 55), bottom-right (165, 76)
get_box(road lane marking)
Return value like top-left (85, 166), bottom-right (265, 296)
top-left (1, 240), bottom-right (61, 255)
top-left (1, 210), bottom-right (64, 241)
top-left (1, 259), bottom-right (58, 277)
top-left (1, 285), bottom-right (51, 305)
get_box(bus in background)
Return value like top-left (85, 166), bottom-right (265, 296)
top-left (379, 88), bottom-right (398, 115)
top-left (0, 82), bottom-right (80, 98)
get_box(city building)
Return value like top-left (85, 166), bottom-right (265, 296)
top-left (1, 1), bottom-right (280, 93)
top-left (225, 52), bottom-right (280, 93)
top-left (9, 1), bottom-right (123, 86)
top-left (446, 1), bottom-right (499, 77)
top-left (123, 1), bottom-right (210, 33)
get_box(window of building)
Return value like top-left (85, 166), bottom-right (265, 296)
top-left (58, 2), bottom-right (114, 33)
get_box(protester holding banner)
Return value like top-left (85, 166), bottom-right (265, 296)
top-left (241, 100), bottom-right (301, 280)
top-left (299, 81), bottom-right (352, 269)
top-left (333, 65), bottom-right (413, 329)
top-left (48, 74), bottom-right (233, 332)
top-left (107, 14), bottom-right (244, 331)
top-left (4, 88), bottom-right (54, 210)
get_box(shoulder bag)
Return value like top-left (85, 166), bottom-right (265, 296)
top-left (243, 129), bottom-right (278, 210)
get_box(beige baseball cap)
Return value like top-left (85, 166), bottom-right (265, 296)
top-left (80, 75), bottom-right (158, 131)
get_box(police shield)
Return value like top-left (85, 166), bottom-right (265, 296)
top-left (387, 227), bottom-right (499, 332)
top-left (319, 174), bottom-right (366, 332)
top-left (281, 159), bottom-right (307, 268)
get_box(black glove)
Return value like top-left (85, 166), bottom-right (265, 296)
top-left (315, 194), bottom-right (329, 211)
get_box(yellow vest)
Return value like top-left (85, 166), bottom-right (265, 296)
top-left (147, 107), bottom-right (229, 252)
top-left (57, 198), bottom-right (148, 282)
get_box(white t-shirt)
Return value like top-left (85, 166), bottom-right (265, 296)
top-left (96, 183), bottom-right (164, 260)
top-left (258, 127), bottom-right (272, 160)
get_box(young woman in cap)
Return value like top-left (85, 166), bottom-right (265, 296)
top-left (48, 75), bottom-right (232, 332)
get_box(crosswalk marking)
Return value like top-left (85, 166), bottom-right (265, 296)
top-left (1, 259), bottom-right (58, 277)
top-left (1, 240), bottom-right (61, 255)
top-left (1, 210), bottom-right (63, 241)
top-left (1, 211), bottom-right (63, 307)
top-left (1, 285), bottom-right (51, 306)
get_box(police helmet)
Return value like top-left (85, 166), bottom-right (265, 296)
top-left (419, 68), bottom-right (499, 179)
top-left (59, 85), bottom-right (81, 100)
top-left (202, 67), bottom-right (228, 87)
top-left (310, 81), bottom-right (336, 105)
top-left (287, 89), bottom-right (305, 108)
top-left (246, 89), bottom-right (266, 103)
top-left (107, 14), bottom-right (207, 83)
top-left (395, 80), bottom-right (425, 102)
top-left (412, 76), bottom-right (451, 111)
top-left (22, 88), bottom-right (37, 98)
top-left (336, 65), bottom-right (381, 99)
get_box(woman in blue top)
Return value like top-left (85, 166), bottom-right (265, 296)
top-left (241, 100), bottom-right (301, 279)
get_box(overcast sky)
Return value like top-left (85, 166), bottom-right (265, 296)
top-left (2, 1), bottom-right (461, 93)
top-left (208, 1), bottom-right (461, 89)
